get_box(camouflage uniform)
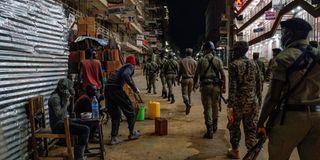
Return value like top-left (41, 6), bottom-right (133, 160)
top-left (157, 55), bottom-right (168, 97)
top-left (195, 52), bottom-right (223, 132)
top-left (254, 58), bottom-right (265, 102)
top-left (145, 61), bottom-right (158, 94)
top-left (228, 56), bottom-right (261, 150)
top-left (143, 61), bottom-right (150, 90)
top-left (163, 57), bottom-right (179, 103)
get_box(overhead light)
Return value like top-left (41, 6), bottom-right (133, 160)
top-left (291, 10), bottom-right (295, 13)
top-left (297, 6), bottom-right (301, 10)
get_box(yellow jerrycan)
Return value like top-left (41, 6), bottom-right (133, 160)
top-left (148, 101), bottom-right (160, 119)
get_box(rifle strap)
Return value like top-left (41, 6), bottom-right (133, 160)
top-left (202, 57), bottom-right (220, 80)
top-left (280, 46), bottom-right (316, 125)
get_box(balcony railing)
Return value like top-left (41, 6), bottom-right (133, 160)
top-left (236, 0), bottom-right (272, 28)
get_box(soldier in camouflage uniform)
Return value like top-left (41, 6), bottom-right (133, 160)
top-left (163, 52), bottom-right (179, 104)
top-left (145, 57), bottom-right (159, 94)
top-left (194, 41), bottom-right (226, 139)
top-left (143, 57), bottom-right (151, 90)
top-left (265, 48), bottom-right (282, 82)
top-left (157, 52), bottom-right (168, 98)
top-left (227, 41), bottom-right (261, 159)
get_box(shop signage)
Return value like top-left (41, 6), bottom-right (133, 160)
top-left (272, 0), bottom-right (283, 11)
top-left (107, 0), bottom-right (123, 4)
top-left (149, 37), bottom-right (157, 42)
top-left (136, 34), bottom-right (144, 40)
top-left (137, 40), bottom-right (143, 47)
top-left (253, 27), bottom-right (265, 33)
top-left (143, 32), bottom-right (150, 36)
top-left (265, 11), bottom-right (277, 20)
top-left (155, 30), bottom-right (163, 35)
top-left (312, 0), bottom-right (320, 4)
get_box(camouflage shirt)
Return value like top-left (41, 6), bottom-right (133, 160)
top-left (195, 53), bottom-right (223, 84)
top-left (228, 56), bottom-right (261, 109)
top-left (163, 59), bottom-right (179, 75)
top-left (145, 61), bottom-right (159, 76)
top-left (157, 56), bottom-right (167, 75)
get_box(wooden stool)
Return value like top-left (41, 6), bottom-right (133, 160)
top-left (155, 118), bottom-right (168, 136)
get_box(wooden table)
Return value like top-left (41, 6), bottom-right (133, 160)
top-left (80, 118), bottom-right (105, 160)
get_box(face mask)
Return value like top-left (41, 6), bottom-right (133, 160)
top-left (60, 89), bottom-right (71, 99)
top-left (281, 29), bottom-right (293, 49)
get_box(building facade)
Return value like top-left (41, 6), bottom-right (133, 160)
top-left (234, 0), bottom-right (320, 60)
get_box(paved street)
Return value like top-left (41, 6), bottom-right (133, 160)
top-left (100, 69), bottom-right (299, 160)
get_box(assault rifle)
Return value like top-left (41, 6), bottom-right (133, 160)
top-left (243, 45), bottom-right (318, 160)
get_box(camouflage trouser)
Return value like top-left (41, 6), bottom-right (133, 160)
top-left (181, 78), bottom-right (193, 104)
top-left (200, 84), bottom-right (220, 127)
top-left (160, 73), bottom-right (167, 93)
top-left (166, 74), bottom-right (176, 96)
top-left (145, 75), bottom-right (149, 89)
top-left (227, 107), bottom-right (258, 149)
top-left (148, 74), bottom-right (156, 93)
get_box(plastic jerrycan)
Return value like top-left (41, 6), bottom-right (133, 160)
top-left (148, 101), bottom-right (160, 119)
top-left (137, 105), bottom-right (145, 121)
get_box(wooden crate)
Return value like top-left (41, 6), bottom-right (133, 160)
top-left (155, 118), bottom-right (168, 136)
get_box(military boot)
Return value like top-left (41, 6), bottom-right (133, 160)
top-left (163, 91), bottom-right (167, 99)
top-left (212, 119), bottom-right (218, 133)
top-left (170, 94), bottom-right (175, 104)
top-left (184, 100), bottom-right (191, 115)
top-left (203, 125), bottom-right (213, 139)
top-left (227, 146), bottom-right (240, 159)
top-left (167, 94), bottom-right (171, 101)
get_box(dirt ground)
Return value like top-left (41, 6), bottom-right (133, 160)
top-left (88, 69), bottom-right (299, 160)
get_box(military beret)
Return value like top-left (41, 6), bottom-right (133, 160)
top-left (280, 18), bottom-right (312, 31)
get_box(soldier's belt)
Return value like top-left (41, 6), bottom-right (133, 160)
top-left (201, 81), bottom-right (221, 86)
top-left (182, 76), bottom-right (193, 79)
top-left (285, 105), bottom-right (320, 112)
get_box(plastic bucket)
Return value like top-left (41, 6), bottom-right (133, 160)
top-left (137, 105), bottom-right (145, 121)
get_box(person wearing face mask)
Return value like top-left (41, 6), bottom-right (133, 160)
top-left (48, 79), bottom-right (90, 160)
top-left (105, 55), bottom-right (141, 145)
top-left (257, 18), bottom-right (320, 160)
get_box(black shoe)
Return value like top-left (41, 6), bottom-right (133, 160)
top-left (203, 126), bottom-right (213, 139)
top-left (170, 95), bottom-right (175, 104)
top-left (163, 91), bottom-right (167, 99)
top-left (212, 119), bottom-right (218, 133)
top-left (147, 90), bottom-right (151, 94)
top-left (185, 102), bottom-right (191, 115)
top-left (203, 133), bottom-right (213, 139)
top-left (167, 95), bottom-right (171, 101)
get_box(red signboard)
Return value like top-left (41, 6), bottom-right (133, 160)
top-left (265, 11), bottom-right (277, 20)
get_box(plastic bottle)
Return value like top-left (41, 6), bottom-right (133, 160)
top-left (92, 96), bottom-right (99, 119)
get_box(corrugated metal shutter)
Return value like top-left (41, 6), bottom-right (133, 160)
top-left (0, 0), bottom-right (69, 159)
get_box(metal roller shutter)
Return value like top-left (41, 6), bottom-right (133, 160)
top-left (0, 0), bottom-right (69, 159)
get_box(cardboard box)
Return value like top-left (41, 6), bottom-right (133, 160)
top-left (80, 51), bottom-right (86, 61)
top-left (78, 17), bottom-right (86, 24)
top-left (111, 49), bottom-right (120, 61)
top-left (69, 51), bottom-right (79, 63)
top-left (86, 17), bottom-right (96, 25)
top-left (77, 24), bottom-right (87, 36)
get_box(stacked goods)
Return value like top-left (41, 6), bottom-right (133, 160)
top-left (68, 51), bottom-right (86, 73)
top-left (77, 17), bottom-right (96, 37)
